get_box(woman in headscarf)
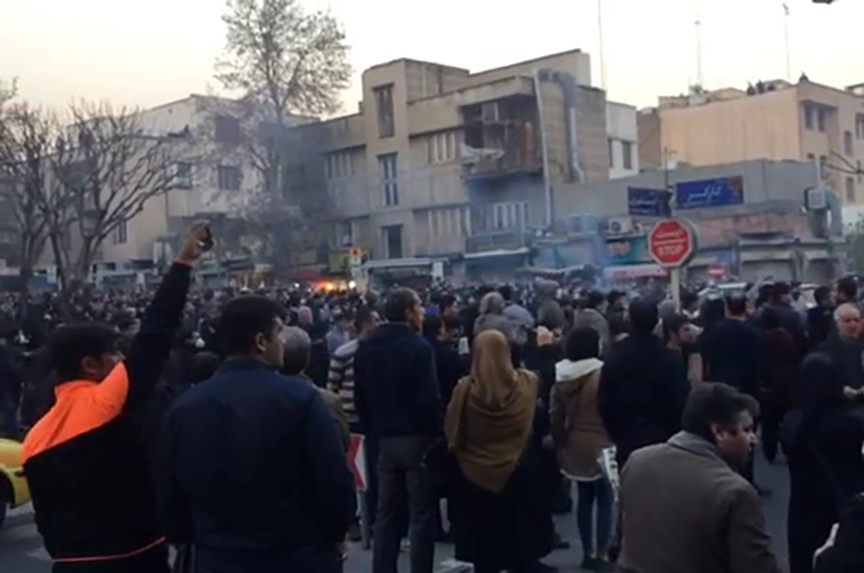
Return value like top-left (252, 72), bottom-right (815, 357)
top-left (782, 353), bottom-right (864, 573)
top-left (551, 327), bottom-right (613, 571)
top-left (446, 330), bottom-right (554, 573)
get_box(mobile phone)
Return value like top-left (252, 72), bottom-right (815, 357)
top-left (198, 225), bottom-right (214, 252)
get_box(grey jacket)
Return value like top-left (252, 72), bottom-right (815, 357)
top-left (618, 431), bottom-right (781, 573)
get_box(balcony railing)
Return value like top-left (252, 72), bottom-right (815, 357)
top-left (465, 229), bottom-right (527, 254)
top-left (462, 147), bottom-right (542, 180)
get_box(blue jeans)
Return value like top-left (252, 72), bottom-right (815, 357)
top-left (576, 479), bottom-right (613, 558)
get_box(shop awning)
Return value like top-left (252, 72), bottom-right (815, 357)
top-left (363, 257), bottom-right (433, 271)
top-left (740, 251), bottom-right (794, 263)
top-left (603, 264), bottom-right (668, 280)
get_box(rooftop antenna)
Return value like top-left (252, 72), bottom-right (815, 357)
top-left (695, 0), bottom-right (704, 88)
top-left (783, 2), bottom-right (792, 81)
top-left (597, 0), bottom-right (607, 91)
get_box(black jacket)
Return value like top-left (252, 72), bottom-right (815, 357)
top-left (354, 323), bottom-right (442, 438)
top-left (702, 318), bottom-right (764, 396)
top-left (816, 335), bottom-right (864, 392)
top-left (598, 332), bottom-right (690, 465)
top-left (159, 358), bottom-right (356, 557)
top-left (22, 262), bottom-right (190, 561)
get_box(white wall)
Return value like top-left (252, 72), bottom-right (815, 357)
top-left (606, 101), bottom-right (639, 179)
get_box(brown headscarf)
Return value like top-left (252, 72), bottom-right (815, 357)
top-left (445, 330), bottom-right (537, 493)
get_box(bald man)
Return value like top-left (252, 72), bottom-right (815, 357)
top-left (815, 303), bottom-right (864, 400)
top-left (280, 326), bottom-right (350, 449)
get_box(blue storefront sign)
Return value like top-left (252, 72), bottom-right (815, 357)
top-left (675, 176), bottom-right (744, 209)
top-left (627, 187), bottom-right (671, 217)
top-left (602, 236), bottom-right (651, 266)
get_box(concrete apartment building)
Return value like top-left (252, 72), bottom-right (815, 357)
top-left (311, 49), bottom-right (635, 270)
top-left (639, 78), bottom-right (864, 204)
top-left (95, 95), bottom-right (312, 275)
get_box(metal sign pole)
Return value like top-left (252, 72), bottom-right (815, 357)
top-left (671, 267), bottom-right (682, 311)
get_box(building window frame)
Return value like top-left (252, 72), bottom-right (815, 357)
top-left (846, 177), bottom-right (856, 202)
top-left (845, 130), bottom-right (855, 156)
top-left (819, 155), bottom-right (829, 180)
top-left (608, 138), bottom-right (615, 168)
top-left (378, 153), bottom-right (399, 206)
top-left (803, 103), bottom-right (814, 131)
top-left (622, 141), bottom-right (634, 170)
top-left (174, 162), bottom-right (193, 189)
top-left (112, 220), bottom-right (128, 245)
top-left (217, 165), bottom-right (242, 191)
top-left (373, 84), bottom-right (395, 138)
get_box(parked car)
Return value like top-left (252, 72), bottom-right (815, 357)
top-left (0, 438), bottom-right (30, 528)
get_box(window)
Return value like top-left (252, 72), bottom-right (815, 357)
top-left (112, 220), bottom-right (127, 245)
top-left (428, 132), bottom-right (457, 164)
top-left (819, 155), bottom-right (828, 180)
top-left (608, 138), bottom-right (615, 168)
top-left (817, 107), bottom-right (827, 132)
top-left (378, 153), bottom-right (399, 206)
top-left (492, 202), bottom-right (529, 229)
top-left (847, 177), bottom-right (856, 202)
top-left (382, 225), bottom-right (403, 259)
top-left (373, 85), bottom-right (395, 138)
top-left (846, 131), bottom-right (855, 156)
top-left (174, 162), bottom-right (193, 189)
top-left (217, 165), bottom-right (242, 191)
top-left (622, 141), bottom-right (634, 170)
top-left (803, 104), bottom-right (814, 130)
top-left (213, 115), bottom-right (241, 144)
top-left (429, 208), bottom-right (465, 238)
top-left (337, 220), bottom-right (353, 247)
top-left (326, 152), bottom-right (354, 179)
top-left (856, 114), bottom-right (864, 139)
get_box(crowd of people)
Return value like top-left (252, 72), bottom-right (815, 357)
top-left (1, 229), bottom-right (864, 573)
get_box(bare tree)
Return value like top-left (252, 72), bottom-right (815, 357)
top-left (214, 0), bottom-right (350, 264)
top-left (0, 78), bottom-right (16, 110)
top-left (47, 101), bottom-right (194, 286)
top-left (216, 0), bottom-right (351, 121)
top-left (0, 102), bottom-right (53, 282)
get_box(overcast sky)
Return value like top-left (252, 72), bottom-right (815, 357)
top-left (1, 0), bottom-right (860, 113)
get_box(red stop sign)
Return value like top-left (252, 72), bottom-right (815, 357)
top-left (648, 219), bottom-right (696, 267)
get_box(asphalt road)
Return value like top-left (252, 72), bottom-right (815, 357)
top-left (0, 453), bottom-right (792, 573)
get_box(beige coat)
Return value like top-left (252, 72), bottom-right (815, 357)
top-left (618, 432), bottom-right (781, 573)
top-left (549, 358), bottom-right (611, 480)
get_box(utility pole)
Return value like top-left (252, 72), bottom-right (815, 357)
top-left (597, 0), bottom-right (607, 91)
top-left (695, 0), bottom-right (704, 87)
top-left (783, 3), bottom-right (792, 81)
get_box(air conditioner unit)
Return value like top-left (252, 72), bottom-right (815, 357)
top-left (805, 187), bottom-right (828, 211)
top-left (481, 102), bottom-right (500, 124)
top-left (606, 216), bottom-right (634, 235)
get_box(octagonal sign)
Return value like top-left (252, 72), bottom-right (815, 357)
top-left (648, 219), bottom-right (696, 268)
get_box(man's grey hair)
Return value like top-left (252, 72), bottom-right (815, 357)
top-left (281, 326), bottom-right (312, 374)
top-left (834, 302), bottom-right (861, 322)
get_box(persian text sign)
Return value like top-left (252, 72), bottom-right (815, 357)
top-left (648, 219), bottom-right (696, 268)
top-left (675, 176), bottom-right (744, 209)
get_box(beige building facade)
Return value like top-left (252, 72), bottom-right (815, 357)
top-left (313, 49), bottom-right (621, 261)
top-left (640, 79), bottom-right (864, 204)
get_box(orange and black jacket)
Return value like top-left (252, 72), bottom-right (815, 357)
top-left (22, 262), bottom-right (191, 564)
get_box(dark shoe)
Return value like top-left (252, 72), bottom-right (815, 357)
top-left (592, 558), bottom-right (614, 572)
top-left (347, 522), bottom-right (362, 542)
